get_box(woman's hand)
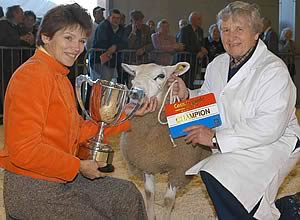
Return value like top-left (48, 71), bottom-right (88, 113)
top-left (184, 125), bottom-right (215, 147)
top-left (79, 160), bottom-right (104, 179)
top-left (125, 96), bottom-right (158, 116)
top-left (167, 75), bottom-right (189, 100)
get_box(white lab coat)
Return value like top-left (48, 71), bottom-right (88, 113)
top-left (186, 40), bottom-right (300, 219)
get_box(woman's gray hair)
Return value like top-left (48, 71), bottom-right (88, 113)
top-left (157, 18), bottom-right (168, 31)
top-left (208, 23), bottom-right (218, 37)
top-left (217, 1), bottom-right (263, 34)
top-left (280, 27), bottom-right (292, 41)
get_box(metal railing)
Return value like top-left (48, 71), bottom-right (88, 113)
top-left (84, 48), bottom-right (208, 89)
top-left (0, 46), bottom-right (297, 111)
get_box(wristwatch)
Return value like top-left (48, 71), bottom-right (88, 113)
top-left (211, 134), bottom-right (219, 149)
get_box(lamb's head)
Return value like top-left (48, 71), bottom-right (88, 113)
top-left (121, 62), bottom-right (190, 102)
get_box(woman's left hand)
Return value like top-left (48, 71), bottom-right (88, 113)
top-left (125, 96), bottom-right (158, 116)
top-left (184, 125), bottom-right (215, 147)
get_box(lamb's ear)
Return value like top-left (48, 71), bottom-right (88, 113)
top-left (164, 62), bottom-right (190, 78)
top-left (121, 63), bottom-right (138, 76)
top-left (173, 62), bottom-right (190, 76)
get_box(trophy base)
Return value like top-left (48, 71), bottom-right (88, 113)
top-left (78, 141), bottom-right (115, 173)
top-left (98, 164), bottom-right (115, 173)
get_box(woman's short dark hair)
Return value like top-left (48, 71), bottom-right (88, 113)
top-left (36, 3), bottom-right (92, 47)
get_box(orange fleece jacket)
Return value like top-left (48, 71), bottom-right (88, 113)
top-left (0, 49), bottom-right (130, 183)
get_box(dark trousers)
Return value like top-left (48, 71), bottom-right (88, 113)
top-left (200, 171), bottom-right (261, 220)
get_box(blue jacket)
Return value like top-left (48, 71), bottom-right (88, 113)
top-left (90, 19), bottom-right (127, 67)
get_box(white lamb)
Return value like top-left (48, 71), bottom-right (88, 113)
top-left (120, 62), bottom-right (211, 220)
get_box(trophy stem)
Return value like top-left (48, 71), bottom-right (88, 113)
top-left (96, 122), bottom-right (106, 143)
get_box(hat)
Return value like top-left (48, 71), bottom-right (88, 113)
top-left (93, 6), bottom-right (105, 13)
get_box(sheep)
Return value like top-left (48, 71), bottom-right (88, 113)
top-left (119, 62), bottom-right (212, 220)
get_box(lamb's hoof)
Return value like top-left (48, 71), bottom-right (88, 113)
top-left (98, 164), bottom-right (114, 173)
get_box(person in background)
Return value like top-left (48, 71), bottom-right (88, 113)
top-left (178, 12), bottom-right (208, 88)
top-left (168, 1), bottom-right (300, 219)
top-left (0, 5), bottom-right (33, 47)
top-left (146, 19), bottom-right (156, 34)
top-left (179, 12), bottom-right (207, 59)
top-left (93, 6), bottom-right (105, 25)
top-left (176, 18), bottom-right (188, 42)
top-left (0, 6), bottom-right (4, 18)
top-left (151, 19), bottom-right (184, 65)
top-left (279, 27), bottom-right (296, 54)
top-left (279, 27), bottom-right (296, 81)
top-left (125, 10), bottom-right (153, 64)
top-left (261, 17), bottom-right (278, 54)
top-left (19, 10), bottom-right (37, 47)
top-left (91, 9), bottom-right (127, 82)
top-left (120, 12), bottom-right (126, 27)
top-left (203, 23), bottom-right (225, 62)
top-left (0, 5), bottom-right (34, 123)
top-left (85, 6), bottom-right (105, 51)
top-left (0, 4), bottom-right (156, 219)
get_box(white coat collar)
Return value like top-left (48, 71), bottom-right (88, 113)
top-left (225, 39), bottom-right (267, 86)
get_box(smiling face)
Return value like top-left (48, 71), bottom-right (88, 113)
top-left (42, 26), bottom-right (87, 67)
top-left (220, 15), bottom-right (259, 59)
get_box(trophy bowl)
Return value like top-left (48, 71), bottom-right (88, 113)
top-left (76, 75), bottom-right (144, 172)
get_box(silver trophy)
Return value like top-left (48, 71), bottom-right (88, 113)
top-left (75, 75), bottom-right (144, 172)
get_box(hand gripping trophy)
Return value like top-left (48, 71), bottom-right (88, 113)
top-left (76, 75), bottom-right (144, 172)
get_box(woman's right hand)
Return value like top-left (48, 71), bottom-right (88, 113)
top-left (79, 160), bottom-right (104, 179)
top-left (167, 75), bottom-right (189, 100)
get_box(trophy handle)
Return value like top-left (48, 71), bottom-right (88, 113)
top-left (113, 87), bottom-right (144, 125)
top-left (75, 74), bottom-right (96, 120)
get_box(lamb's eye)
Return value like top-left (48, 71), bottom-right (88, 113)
top-left (154, 74), bottom-right (165, 80)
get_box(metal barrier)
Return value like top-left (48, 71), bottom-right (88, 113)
top-left (0, 46), bottom-right (84, 109)
top-left (1, 46), bottom-right (296, 112)
top-left (84, 48), bottom-right (207, 89)
top-left (0, 46), bottom-right (35, 107)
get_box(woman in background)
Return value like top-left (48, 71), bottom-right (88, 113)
top-left (203, 23), bottom-right (225, 62)
top-left (151, 19), bottom-right (184, 65)
top-left (279, 27), bottom-right (296, 80)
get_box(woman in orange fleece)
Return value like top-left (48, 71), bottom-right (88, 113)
top-left (0, 4), bottom-right (156, 219)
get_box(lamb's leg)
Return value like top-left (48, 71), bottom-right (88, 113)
top-left (163, 183), bottom-right (176, 220)
top-left (144, 173), bottom-right (156, 220)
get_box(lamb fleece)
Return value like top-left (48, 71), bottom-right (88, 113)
top-left (120, 97), bottom-right (212, 188)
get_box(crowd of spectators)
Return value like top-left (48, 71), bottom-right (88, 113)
top-left (0, 4), bottom-right (297, 118)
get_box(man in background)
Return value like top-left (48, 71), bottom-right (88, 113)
top-left (85, 6), bottom-right (105, 51)
top-left (261, 17), bottom-right (278, 55)
top-left (178, 12), bottom-right (208, 88)
top-left (90, 9), bottom-right (127, 82)
top-left (0, 5), bottom-right (34, 123)
top-left (176, 18), bottom-right (188, 42)
top-left (125, 10), bottom-right (153, 64)
top-left (18, 10), bottom-right (37, 47)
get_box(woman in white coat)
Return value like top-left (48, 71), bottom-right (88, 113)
top-left (168, 1), bottom-right (300, 219)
